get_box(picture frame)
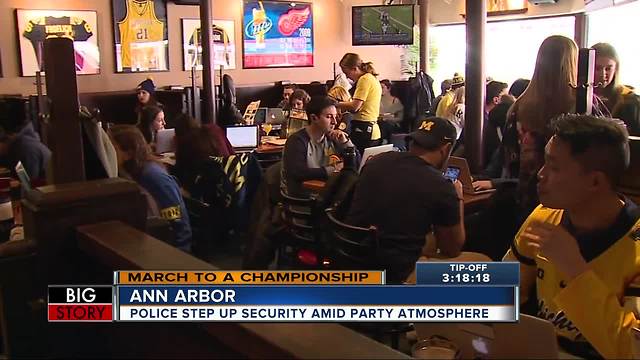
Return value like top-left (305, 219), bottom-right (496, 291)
top-left (181, 18), bottom-right (236, 71)
top-left (242, 0), bottom-right (314, 69)
top-left (112, 0), bottom-right (169, 73)
top-left (15, 9), bottom-right (100, 76)
top-left (461, 0), bottom-right (528, 17)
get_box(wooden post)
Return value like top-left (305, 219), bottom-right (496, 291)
top-left (191, 66), bottom-right (202, 123)
top-left (200, 0), bottom-right (217, 124)
top-left (464, 0), bottom-right (486, 173)
top-left (576, 48), bottom-right (595, 115)
top-left (44, 37), bottom-right (85, 184)
top-left (35, 70), bottom-right (47, 143)
top-left (574, 13), bottom-right (588, 49)
top-left (419, 0), bottom-right (429, 72)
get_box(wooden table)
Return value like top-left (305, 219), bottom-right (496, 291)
top-left (255, 144), bottom-right (285, 168)
top-left (256, 143), bottom-right (284, 154)
top-left (302, 179), bottom-right (493, 210)
top-left (157, 145), bottom-right (284, 168)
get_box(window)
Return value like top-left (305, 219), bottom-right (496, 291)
top-left (587, 1), bottom-right (640, 90)
top-left (429, 16), bottom-right (575, 93)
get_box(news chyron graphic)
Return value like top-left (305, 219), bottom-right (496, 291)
top-left (242, 0), bottom-right (314, 69)
top-left (47, 264), bottom-right (519, 322)
top-left (48, 285), bottom-right (113, 321)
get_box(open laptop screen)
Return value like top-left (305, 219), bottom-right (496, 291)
top-left (226, 126), bottom-right (258, 149)
top-left (155, 128), bottom-right (175, 154)
top-left (254, 108), bottom-right (268, 125)
top-left (15, 161), bottom-right (31, 192)
top-left (358, 144), bottom-right (394, 173)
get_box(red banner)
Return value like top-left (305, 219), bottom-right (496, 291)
top-left (48, 304), bottom-right (113, 321)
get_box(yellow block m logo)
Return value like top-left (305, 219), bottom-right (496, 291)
top-left (419, 121), bottom-right (434, 131)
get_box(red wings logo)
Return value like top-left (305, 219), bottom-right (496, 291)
top-left (277, 7), bottom-right (310, 36)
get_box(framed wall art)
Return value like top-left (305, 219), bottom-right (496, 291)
top-left (242, 0), bottom-right (314, 69)
top-left (15, 9), bottom-right (100, 76)
top-left (181, 19), bottom-right (236, 71)
top-left (112, 0), bottom-right (169, 73)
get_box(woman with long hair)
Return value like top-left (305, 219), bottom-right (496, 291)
top-left (504, 35), bottom-right (578, 216)
top-left (336, 53), bottom-right (382, 153)
top-left (174, 126), bottom-right (223, 188)
top-left (137, 105), bottom-right (165, 146)
top-left (109, 125), bottom-right (191, 252)
top-left (135, 78), bottom-right (161, 123)
top-left (591, 42), bottom-right (640, 135)
top-left (173, 113), bottom-right (233, 158)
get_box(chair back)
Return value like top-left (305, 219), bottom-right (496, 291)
top-left (184, 195), bottom-right (226, 260)
top-left (620, 136), bottom-right (640, 203)
top-left (324, 207), bottom-right (378, 270)
top-left (280, 190), bottom-right (318, 244)
top-left (278, 190), bottom-right (322, 268)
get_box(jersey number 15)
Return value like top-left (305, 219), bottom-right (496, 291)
top-left (136, 28), bottom-right (149, 40)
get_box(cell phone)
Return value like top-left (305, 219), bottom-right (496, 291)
top-left (444, 166), bottom-right (461, 182)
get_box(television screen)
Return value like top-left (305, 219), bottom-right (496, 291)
top-left (352, 5), bottom-right (414, 46)
top-left (242, 0), bottom-right (314, 68)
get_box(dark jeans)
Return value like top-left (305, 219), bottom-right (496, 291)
top-left (463, 183), bottom-right (521, 260)
top-left (350, 120), bottom-right (381, 154)
top-left (378, 120), bottom-right (400, 144)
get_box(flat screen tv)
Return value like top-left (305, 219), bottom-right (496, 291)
top-left (352, 4), bottom-right (414, 46)
top-left (242, 0), bottom-right (314, 69)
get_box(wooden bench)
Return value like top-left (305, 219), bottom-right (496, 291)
top-left (78, 89), bottom-right (188, 127)
top-left (77, 221), bottom-right (410, 359)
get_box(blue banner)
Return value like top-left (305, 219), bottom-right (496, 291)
top-left (415, 262), bottom-right (519, 286)
top-left (117, 285), bottom-right (515, 305)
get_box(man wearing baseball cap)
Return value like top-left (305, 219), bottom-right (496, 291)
top-left (347, 117), bottom-right (465, 283)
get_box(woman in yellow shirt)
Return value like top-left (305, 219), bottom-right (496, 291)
top-left (337, 53), bottom-right (382, 153)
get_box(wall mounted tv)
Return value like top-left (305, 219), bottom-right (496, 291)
top-left (242, 0), bottom-right (314, 69)
top-left (352, 4), bottom-right (414, 46)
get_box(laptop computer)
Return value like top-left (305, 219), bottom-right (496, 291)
top-left (415, 314), bottom-right (559, 359)
top-left (15, 162), bottom-right (31, 192)
top-left (267, 108), bottom-right (286, 124)
top-left (255, 108), bottom-right (286, 125)
top-left (359, 144), bottom-right (394, 173)
top-left (243, 100), bottom-right (261, 125)
top-left (226, 125), bottom-right (258, 152)
top-left (447, 156), bottom-right (495, 195)
top-left (154, 128), bottom-right (175, 155)
top-left (286, 110), bottom-right (309, 138)
top-left (254, 107), bottom-right (268, 125)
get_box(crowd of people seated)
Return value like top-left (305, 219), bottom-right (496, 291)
top-left (266, 43), bottom-right (640, 357)
top-left (3, 37), bottom-right (640, 358)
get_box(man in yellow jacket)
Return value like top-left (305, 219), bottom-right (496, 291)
top-left (504, 114), bottom-right (640, 358)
